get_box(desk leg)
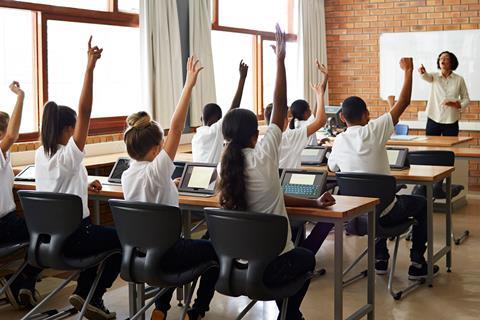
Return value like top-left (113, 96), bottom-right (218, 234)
top-left (426, 183), bottom-right (434, 287)
top-left (129, 283), bottom-right (138, 318)
top-left (136, 283), bottom-right (146, 320)
top-left (334, 221), bottom-right (343, 320)
top-left (446, 176), bottom-right (452, 272)
top-left (367, 210), bottom-right (376, 320)
top-left (93, 200), bottom-right (101, 225)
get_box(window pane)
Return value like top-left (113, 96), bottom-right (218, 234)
top-left (47, 20), bottom-right (141, 118)
top-left (21, 0), bottom-right (108, 11)
top-left (211, 31), bottom-right (254, 113)
top-left (118, 0), bottom-right (139, 13)
top-left (219, 0), bottom-right (290, 33)
top-left (0, 8), bottom-right (36, 133)
top-left (262, 40), bottom-right (299, 107)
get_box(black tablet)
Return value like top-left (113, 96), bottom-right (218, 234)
top-left (178, 163), bottom-right (218, 196)
top-left (280, 169), bottom-right (327, 199)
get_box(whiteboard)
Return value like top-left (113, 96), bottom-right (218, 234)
top-left (379, 30), bottom-right (480, 101)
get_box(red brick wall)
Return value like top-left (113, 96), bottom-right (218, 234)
top-left (324, 0), bottom-right (480, 189)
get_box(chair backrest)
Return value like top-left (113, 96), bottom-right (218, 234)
top-left (395, 124), bottom-right (409, 135)
top-left (408, 150), bottom-right (455, 166)
top-left (204, 208), bottom-right (287, 299)
top-left (17, 191), bottom-right (83, 269)
top-left (109, 200), bottom-right (182, 284)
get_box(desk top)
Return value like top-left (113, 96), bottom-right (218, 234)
top-left (404, 146), bottom-right (480, 159)
top-left (386, 136), bottom-right (472, 147)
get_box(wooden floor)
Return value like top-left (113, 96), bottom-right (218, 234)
top-left (2, 199), bottom-right (480, 320)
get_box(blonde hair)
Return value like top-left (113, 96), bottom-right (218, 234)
top-left (124, 111), bottom-right (163, 160)
top-left (0, 111), bottom-right (9, 133)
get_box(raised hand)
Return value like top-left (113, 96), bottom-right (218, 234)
top-left (418, 64), bottom-right (426, 75)
top-left (316, 192), bottom-right (336, 208)
top-left (239, 59), bottom-right (249, 79)
top-left (311, 60), bottom-right (329, 93)
top-left (9, 81), bottom-right (24, 97)
top-left (185, 56), bottom-right (204, 88)
top-left (270, 24), bottom-right (286, 60)
top-left (87, 36), bottom-right (103, 70)
top-left (400, 57), bottom-right (414, 72)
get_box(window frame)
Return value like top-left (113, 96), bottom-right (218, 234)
top-left (212, 0), bottom-right (297, 119)
top-left (0, 0), bottom-right (139, 141)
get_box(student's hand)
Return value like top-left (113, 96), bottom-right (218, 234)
top-left (316, 192), bottom-right (336, 208)
top-left (418, 64), bottom-right (426, 75)
top-left (270, 24), bottom-right (286, 61)
top-left (173, 177), bottom-right (181, 188)
top-left (89, 180), bottom-right (102, 193)
top-left (445, 101), bottom-right (461, 109)
top-left (87, 36), bottom-right (103, 70)
top-left (185, 56), bottom-right (204, 88)
top-left (310, 61), bottom-right (329, 95)
top-left (239, 59), bottom-right (249, 79)
top-left (399, 57), bottom-right (413, 72)
top-left (9, 81), bottom-right (24, 97)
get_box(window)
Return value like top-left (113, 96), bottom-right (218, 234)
top-left (118, 0), bottom-right (139, 14)
top-left (19, 0), bottom-right (108, 11)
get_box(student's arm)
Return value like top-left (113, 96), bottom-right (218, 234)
top-left (73, 36), bottom-right (102, 152)
top-left (0, 82), bottom-right (24, 156)
top-left (306, 61), bottom-right (329, 137)
top-left (389, 58), bottom-right (413, 125)
top-left (270, 24), bottom-right (288, 132)
top-left (418, 64), bottom-right (433, 83)
top-left (164, 56), bottom-right (203, 160)
top-left (229, 60), bottom-right (249, 110)
top-left (284, 192), bottom-right (336, 208)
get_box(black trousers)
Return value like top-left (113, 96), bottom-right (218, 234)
top-left (376, 195), bottom-right (428, 263)
top-left (0, 211), bottom-right (42, 289)
top-left (154, 239), bottom-right (219, 316)
top-left (264, 247), bottom-right (315, 320)
top-left (65, 218), bottom-right (122, 302)
top-left (426, 118), bottom-right (459, 136)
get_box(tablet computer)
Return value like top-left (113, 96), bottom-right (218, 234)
top-left (14, 165), bottom-right (36, 182)
top-left (280, 169), bottom-right (327, 199)
top-left (386, 147), bottom-right (409, 170)
top-left (301, 146), bottom-right (328, 165)
top-left (107, 157), bottom-right (131, 184)
top-left (178, 163), bottom-right (218, 196)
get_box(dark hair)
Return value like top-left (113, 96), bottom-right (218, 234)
top-left (437, 51), bottom-right (459, 71)
top-left (219, 109), bottom-right (258, 211)
top-left (0, 111), bottom-right (9, 133)
top-left (289, 99), bottom-right (310, 129)
top-left (341, 96), bottom-right (368, 124)
top-left (264, 103), bottom-right (273, 125)
top-left (41, 101), bottom-right (77, 157)
top-left (124, 111), bottom-right (163, 161)
top-left (202, 103), bottom-right (222, 126)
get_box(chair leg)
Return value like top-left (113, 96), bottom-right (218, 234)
top-left (21, 271), bottom-right (80, 320)
top-left (279, 298), bottom-right (288, 320)
top-left (343, 247), bottom-right (368, 287)
top-left (129, 287), bottom-right (170, 320)
top-left (453, 230), bottom-right (469, 245)
top-left (0, 260), bottom-right (28, 297)
top-left (77, 260), bottom-right (108, 320)
top-left (236, 300), bottom-right (257, 320)
top-left (179, 279), bottom-right (198, 320)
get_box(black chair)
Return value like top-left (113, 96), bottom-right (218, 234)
top-left (0, 241), bottom-right (29, 306)
top-left (17, 191), bottom-right (120, 320)
top-left (204, 208), bottom-right (312, 320)
top-left (336, 173), bottom-right (420, 300)
top-left (408, 150), bottom-right (469, 245)
top-left (109, 200), bottom-right (218, 320)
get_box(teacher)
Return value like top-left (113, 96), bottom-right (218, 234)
top-left (419, 51), bottom-right (470, 136)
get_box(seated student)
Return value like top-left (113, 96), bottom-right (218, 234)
top-left (191, 60), bottom-right (248, 163)
top-left (0, 82), bottom-right (43, 309)
top-left (264, 62), bottom-right (328, 169)
top-left (218, 25), bottom-right (336, 320)
top-left (328, 57), bottom-right (439, 279)
top-left (122, 57), bottom-right (218, 320)
top-left (35, 37), bottom-right (121, 320)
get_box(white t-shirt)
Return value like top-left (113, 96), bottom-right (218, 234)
top-left (35, 138), bottom-right (90, 218)
top-left (279, 126), bottom-right (309, 169)
top-left (295, 115), bottom-right (317, 146)
top-left (328, 113), bottom-right (394, 175)
top-left (192, 119), bottom-right (224, 163)
top-left (122, 149), bottom-right (179, 208)
top-left (242, 124), bottom-right (295, 254)
top-left (0, 149), bottom-right (16, 218)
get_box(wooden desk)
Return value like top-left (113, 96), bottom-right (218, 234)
top-left (387, 135), bottom-right (472, 147)
top-left (13, 177), bottom-right (378, 320)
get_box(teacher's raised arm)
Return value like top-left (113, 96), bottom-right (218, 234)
top-left (420, 51), bottom-right (470, 137)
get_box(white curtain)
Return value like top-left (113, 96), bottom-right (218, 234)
top-left (140, 0), bottom-right (183, 128)
top-left (189, 0), bottom-right (216, 127)
top-left (297, 0), bottom-right (329, 108)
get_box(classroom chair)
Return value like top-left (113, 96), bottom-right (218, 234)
top-left (336, 173), bottom-right (420, 300)
top-left (17, 191), bottom-right (120, 320)
top-left (109, 200), bottom-right (218, 320)
top-left (394, 124), bottom-right (409, 135)
top-left (408, 150), bottom-right (469, 245)
top-left (204, 208), bottom-right (313, 320)
top-left (0, 240), bottom-right (29, 306)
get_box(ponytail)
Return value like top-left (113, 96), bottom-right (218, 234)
top-left (290, 99), bottom-right (310, 130)
top-left (219, 109), bottom-right (258, 211)
top-left (124, 111), bottom-right (163, 161)
top-left (41, 101), bottom-right (77, 157)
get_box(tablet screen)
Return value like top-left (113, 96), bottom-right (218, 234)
top-left (15, 166), bottom-right (36, 181)
top-left (387, 149), bottom-right (400, 166)
top-left (187, 166), bottom-right (215, 189)
top-left (110, 159), bottom-right (130, 180)
top-left (289, 173), bottom-right (316, 185)
top-left (301, 149), bottom-right (320, 157)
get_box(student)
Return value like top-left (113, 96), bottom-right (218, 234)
top-left (35, 37), bottom-right (121, 320)
top-left (218, 25), bottom-right (336, 320)
top-left (290, 99), bottom-right (318, 146)
top-left (122, 57), bottom-right (218, 320)
top-left (264, 62), bottom-right (328, 169)
top-left (328, 57), bottom-right (439, 279)
top-left (191, 60), bottom-right (248, 163)
top-left (0, 82), bottom-right (43, 310)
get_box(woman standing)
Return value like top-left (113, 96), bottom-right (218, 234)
top-left (419, 51), bottom-right (470, 136)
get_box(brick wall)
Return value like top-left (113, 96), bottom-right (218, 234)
top-left (324, 0), bottom-right (480, 189)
